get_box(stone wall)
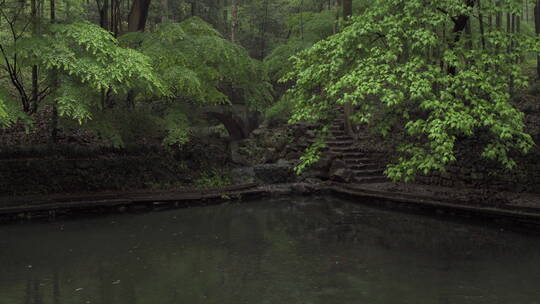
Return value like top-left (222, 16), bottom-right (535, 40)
top-left (0, 155), bottom-right (189, 196)
top-left (418, 135), bottom-right (540, 193)
top-left (416, 150), bottom-right (540, 193)
top-left (0, 138), bottom-right (231, 196)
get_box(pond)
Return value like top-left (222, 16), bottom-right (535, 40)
top-left (0, 196), bottom-right (539, 304)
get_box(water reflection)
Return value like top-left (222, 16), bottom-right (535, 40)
top-left (0, 196), bottom-right (539, 304)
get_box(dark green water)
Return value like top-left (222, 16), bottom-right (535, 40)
top-left (1, 196), bottom-right (540, 304)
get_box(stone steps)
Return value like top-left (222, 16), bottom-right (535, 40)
top-left (326, 140), bottom-right (354, 146)
top-left (349, 163), bottom-right (381, 170)
top-left (342, 152), bottom-right (370, 158)
top-left (335, 135), bottom-right (353, 141)
top-left (331, 132), bottom-right (346, 138)
top-left (330, 149), bottom-right (358, 154)
top-left (353, 175), bottom-right (388, 184)
top-left (341, 156), bottom-right (373, 163)
top-left (308, 108), bottom-right (389, 185)
top-left (352, 169), bottom-right (385, 176)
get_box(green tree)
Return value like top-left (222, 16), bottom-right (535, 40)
top-left (19, 21), bottom-right (163, 122)
top-left (118, 17), bottom-right (272, 145)
top-left (285, 0), bottom-right (536, 181)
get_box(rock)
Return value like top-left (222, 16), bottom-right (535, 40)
top-left (285, 151), bottom-right (303, 161)
top-left (304, 177), bottom-right (324, 185)
top-left (254, 161), bottom-right (296, 184)
top-left (313, 155), bottom-right (334, 171)
top-left (330, 168), bottom-right (354, 183)
top-left (292, 127), bottom-right (306, 138)
top-left (276, 159), bottom-right (289, 165)
top-left (330, 159), bottom-right (347, 172)
top-left (291, 183), bottom-right (318, 195)
top-left (325, 158), bottom-right (351, 182)
top-left (76, 160), bottom-right (92, 169)
top-left (231, 167), bottom-right (256, 184)
top-left (263, 148), bottom-right (280, 164)
top-left (265, 183), bottom-right (294, 195)
top-left (251, 128), bottom-right (265, 137)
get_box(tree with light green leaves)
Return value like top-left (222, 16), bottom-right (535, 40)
top-left (285, 0), bottom-right (537, 181)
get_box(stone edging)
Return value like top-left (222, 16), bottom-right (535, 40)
top-left (327, 183), bottom-right (540, 229)
top-left (0, 183), bottom-right (266, 222)
top-left (1, 182), bottom-right (540, 229)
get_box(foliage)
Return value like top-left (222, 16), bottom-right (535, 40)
top-left (0, 95), bottom-right (10, 127)
top-left (0, 88), bottom-right (30, 127)
top-left (125, 17), bottom-right (273, 109)
top-left (264, 0), bottom-right (371, 82)
top-left (285, 0), bottom-right (536, 181)
top-left (18, 21), bottom-right (164, 122)
top-left (116, 17), bottom-right (273, 146)
top-left (265, 94), bottom-right (294, 122)
top-left (161, 103), bottom-right (191, 146)
top-left (294, 126), bottom-right (329, 174)
top-left (194, 169), bottom-right (231, 188)
top-left (77, 104), bottom-right (164, 147)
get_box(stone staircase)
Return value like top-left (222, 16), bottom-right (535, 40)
top-left (327, 117), bottom-right (387, 184)
top-left (308, 109), bottom-right (389, 184)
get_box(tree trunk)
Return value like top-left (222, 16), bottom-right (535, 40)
top-left (447, 0), bottom-right (475, 75)
top-left (342, 0), bottom-right (354, 138)
top-left (300, 0), bottom-right (304, 40)
top-left (98, 0), bottom-right (110, 31)
top-left (50, 0), bottom-right (58, 143)
top-left (161, 0), bottom-right (168, 23)
top-left (535, 0), bottom-right (540, 77)
top-left (478, 1), bottom-right (486, 49)
top-left (333, 0), bottom-right (339, 34)
top-left (259, 0), bottom-right (269, 59)
top-left (526, 0), bottom-right (529, 22)
top-left (111, 0), bottom-right (121, 36)
top-left (31, 0), bottom-right (39, 114)
top-left (231, 0), bottom-right (238, 42)
top-left (123, 0), bottom-right (152, 108)
top-left (465, 18), bottom-right (473, 49)
top-left (128, 0), bottom-right (151, 32)
top-left (496, 1), bottom-right (502, 30)
top-left (343, 0), bottom-right (352, 19)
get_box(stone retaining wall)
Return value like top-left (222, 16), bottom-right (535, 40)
top-left (0, 155), bottom-right (189, 196)
top-left (416, 142), bottom-right (540, 193)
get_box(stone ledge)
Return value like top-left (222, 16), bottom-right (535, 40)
top-left (328, 183), bottom-right (540, 228)
top-left (0, 183), bottom-right (264, 221)
top-left (2, 181), bottom-right (540, 230)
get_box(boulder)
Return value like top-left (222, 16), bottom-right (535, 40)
top-left (285, 151), bottom-right (303, 161)
top-left (304, 177), bottom-right (324, 185)
top-left (253, 160), bottom-right (296, 184)
top-left (330, 168), bottom-right (354, 183)
top-left (292, 126), bottom-right (306, 138)
top-left (291, 183), bottom-right (318, 195)
top-left (313, 155), bottom-right (335, 172)
top-left (329, 159), bottom-right (353, 183)
top-left (263, 148), bottom-right (280, 164)
top-left (329, 159), bottom-right (347, 172)
top-left (231, 167), bottom-right (256, 184)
